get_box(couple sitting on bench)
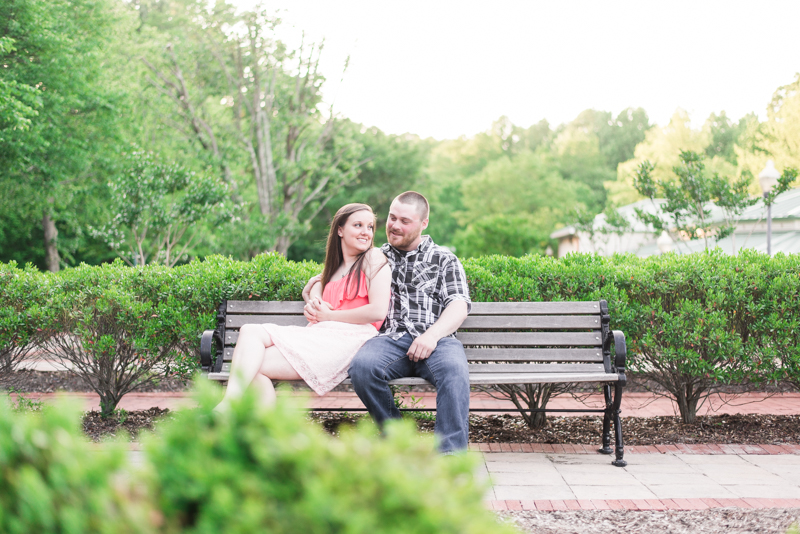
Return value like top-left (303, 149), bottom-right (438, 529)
top-left (215, 191), bottom-right (472, 454)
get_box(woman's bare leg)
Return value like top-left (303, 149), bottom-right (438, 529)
top-left (250, 346), bottom-right (302, 406)
top-left (216, 324), bottom-right (303, 410)
top-left (215, 324), bottom-right (274, 411)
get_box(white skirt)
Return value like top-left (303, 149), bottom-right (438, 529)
top-left (261, 321), bottom-right (378, 395)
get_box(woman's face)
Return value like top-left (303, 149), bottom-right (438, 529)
top-left (338, 209), bottom-right (374, 254)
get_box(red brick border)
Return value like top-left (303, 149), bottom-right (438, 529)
top-left (487, 498), bottom-right (800, 511)
top-left (469, 443), bottom-right (800, 455)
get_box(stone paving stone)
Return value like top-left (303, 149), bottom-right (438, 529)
top-left (605, 499), bottom-right (625, 510)
top-left (577, 500), bottom-right (596, 510)
top-left (725, 485), bottom-right (800, 499)
top-left (485, 461), bottom-right (556, 473)
top-left (627, 472), bottom-right (711, 486)
top-left (489, 471), bottom-right (566, 487)
top-left (556, 469), bottom-right (643, 487)
top-left (520, 500), bottom-right (537, 511)
top-left (565, 500), bottom-right (582, 510)
top-left (697, 466), bottom-right (788, 485)
top-left (646, 484), bottom-right (736, 500)
top-left (535, 500), bottom-right (554, 511)
top-left (745, 455), bottom-right (800, 466)
top-left (678, 454), bottom-right (751, 465)
top-left (550, 500), bottom-right (568, 511)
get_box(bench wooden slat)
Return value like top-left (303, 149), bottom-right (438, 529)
top-left (222, 330), bottom-right (602, 347)
top-left (224, 300), bottom-right (602, 316)
top-left (221, 347), bottom-right (604, 363)
top-left (224, 314), bottom-right (603, 329)
top-left (468, 363), bottom-right (605, 373)
top-left (469, 302), bottom-right (601, 315)
top-left (464, 348), bottom-right (603, 362)
top-left (226, 315), bottom-right (308, 327)
top-left (227, 301), bottom-right (305, 314)
top-left (207, 372), bottom-right (618, 385)
top-left (456, 331), bottom-right (602, 347)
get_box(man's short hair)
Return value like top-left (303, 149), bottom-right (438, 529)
top-left (395, 191), bottom-right (429, 220)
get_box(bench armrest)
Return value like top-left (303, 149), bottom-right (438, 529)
top-left (200, 329), bottom-right (215, 371)
top-left (612, 330), bottom-right (626, 371)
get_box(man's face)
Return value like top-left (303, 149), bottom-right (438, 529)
top-left (386, 200), bottom-right (428, 251)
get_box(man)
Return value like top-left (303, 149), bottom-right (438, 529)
top-left (348, 191), bottom-right (471, 453)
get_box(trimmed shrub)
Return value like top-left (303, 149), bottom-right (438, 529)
top-left (464, 250), bottom-right (800, 423)
top-left (0, 398), bottom-right (154, 533)
top-left (144, 381), bottom-right (513, 534)
top-left (3, 249), bottom-right (800, 424)
top-left (0, 262), bottom-right (48, 388)
top-left (40, 262), bottom-right (197, 417)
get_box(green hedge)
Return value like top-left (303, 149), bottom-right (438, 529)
top-left (1, 384), bottom-right (513, 534)
top-left (466, 250), bottom-right (800, 422)
top-left (2, 250), bottom-right (800, 422)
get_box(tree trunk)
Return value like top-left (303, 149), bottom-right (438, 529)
top-left (274, 235), bottom-right (292, 256)
top-left (675, 389), bottom-right (700, 423)
top-left (42, 209), bottom-right (60, 272)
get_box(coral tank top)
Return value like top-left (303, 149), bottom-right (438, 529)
top-left (322, 270), bottom-right (385, 331)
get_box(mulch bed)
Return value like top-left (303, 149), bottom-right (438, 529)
top-left (502, 509), bottom-right (800, 534)
top-left (82, 407), bottom-right (174, 442)
top-left (9, 370), bottom-right (800, 445)
top-left (311, 412), bottom-right (800, 446)
top-left (77, 410), bottom-right (800, 445)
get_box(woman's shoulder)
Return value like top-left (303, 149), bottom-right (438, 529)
top-left (362, 247), bottom-right (388, 278)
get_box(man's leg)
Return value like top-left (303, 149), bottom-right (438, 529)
top-left (414, 337), bottom-right (470, 453)
top-left (348, 334), bottom-right (413, 426)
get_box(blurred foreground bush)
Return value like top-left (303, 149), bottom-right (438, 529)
top-left (0, 398), bottom-right (153, 533)
top-left (1, 384), bottom-right (513, 534)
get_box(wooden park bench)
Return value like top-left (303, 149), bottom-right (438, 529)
top-left (200, 299), bottom-right (628, 466)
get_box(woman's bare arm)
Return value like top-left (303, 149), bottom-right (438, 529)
top-left (310, 248), bottom-right (390, 324)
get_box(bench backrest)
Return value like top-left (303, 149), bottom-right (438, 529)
top-left (212, 300), bottom-right (613, 376)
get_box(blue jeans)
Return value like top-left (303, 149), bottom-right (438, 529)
top-left (348, 333), bottom-right (470, 453)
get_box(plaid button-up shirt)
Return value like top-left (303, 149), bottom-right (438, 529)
top-left (379, 236), bottom-right (471, 340)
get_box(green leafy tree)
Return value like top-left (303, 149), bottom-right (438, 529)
top-left (453, 151), bottom-right (584, 257)
top-left (631, 151), bottom-right (795, 251)
top-left (608, 109), bottom-right (737, 206)
top-left (139, 0), bottom-right (366, 256)
top-left (737, 74), bottom-right (800, 190)
top-left (0, 0), bottom-right (134, 271)
top-left (94, 149), bottom-right (233, 267)
top-left (288, 123), bottom-right (430, 262)
top-left (0, 37), bottom-right (40, 133)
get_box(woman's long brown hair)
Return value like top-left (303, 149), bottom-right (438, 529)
top-left (320, 203), bottom-right (377, 299)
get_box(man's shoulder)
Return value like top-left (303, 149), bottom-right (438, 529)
top-left (425, 239), bottom-right (462, 266)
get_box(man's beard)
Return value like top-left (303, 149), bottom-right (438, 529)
top-left (387, 229), bottom-right (420, 250)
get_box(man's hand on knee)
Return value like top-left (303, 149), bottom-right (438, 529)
top-left (407, 332), bottom-right (438, 362)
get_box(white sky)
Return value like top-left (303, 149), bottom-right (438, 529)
top-left (234, 0), bottom-right (800, 140)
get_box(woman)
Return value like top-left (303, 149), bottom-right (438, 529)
top-left (215, 203), bottom-right (390, 411)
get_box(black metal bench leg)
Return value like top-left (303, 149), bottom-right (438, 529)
top-left (611, 382), bottom-right (626, 467)
top-left (599, 384), bottom-right (613, 455)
